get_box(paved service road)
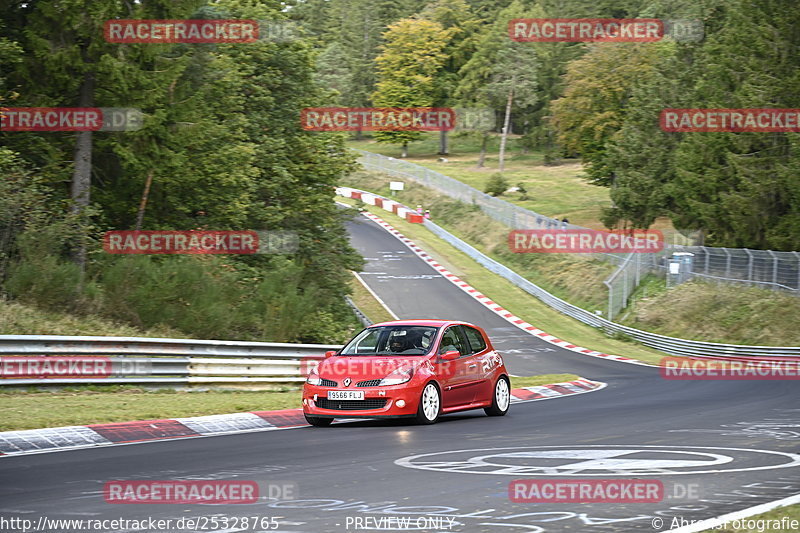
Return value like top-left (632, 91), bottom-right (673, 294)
top-left (0, 212), bottom-right (798, 533)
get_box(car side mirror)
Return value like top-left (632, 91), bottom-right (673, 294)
top-left (440, 350), bottom-right (460, 361)
top-left (324, 350), bottom-right (337, 359)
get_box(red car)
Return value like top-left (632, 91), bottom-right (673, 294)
top-left (302, 320), bottom-right (510, 426)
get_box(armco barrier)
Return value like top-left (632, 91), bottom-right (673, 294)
top-left (337, 186), bottom-right (800, 360)
top-left (0, 335), bottom-right (340, 389)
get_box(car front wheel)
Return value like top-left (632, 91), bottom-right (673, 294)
top-left (415, 382), bottom-right (441, 424)
top-left (484, 376), bottom-right (510, 416)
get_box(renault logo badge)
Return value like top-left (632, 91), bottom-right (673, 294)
top-left (344, 377), bottom-right (351, 387)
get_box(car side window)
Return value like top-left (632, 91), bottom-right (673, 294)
top-left (462, 326), bottom-right (487, 354)
top-left (438, 326), bottom-right (468, 355)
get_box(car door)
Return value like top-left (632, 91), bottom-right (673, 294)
top-left (435, 326), bottom-right (474, 408)
top-left (460, 325), bottom-right (494, 403)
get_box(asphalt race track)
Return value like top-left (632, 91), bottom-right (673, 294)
top-left (0, 212), bottom-right (798, 533)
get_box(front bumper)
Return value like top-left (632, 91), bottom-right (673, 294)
top-left (302, 384), bottom-right (419, 418)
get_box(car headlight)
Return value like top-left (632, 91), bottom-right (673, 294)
top-left (306, 371), bottom-right (322, 386)
top-left (378, 367), bottom-right (413, 386)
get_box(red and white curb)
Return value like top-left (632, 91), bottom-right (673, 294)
top-left (0, 379), bottom-right (604, 457)
top-left (0, 408), bottom-right (308, 457)
top-left (510, 377), bottom-right (605, 403)
top-left (353, 206), bottom-right (649, 367)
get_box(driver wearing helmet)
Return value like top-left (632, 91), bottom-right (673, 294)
top-left (389, 336), bottom-right (407, 353)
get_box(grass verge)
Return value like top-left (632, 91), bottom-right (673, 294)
top-left (349, 134), bottom-right (615, 229)
top-left (0, 386), bottom-right (302, 432)
top-left (343, 171), bottom-right (614, 312)
top-left (0, 373), bottom-right (578, 431)
top-left (344, 171), bottom-right (800, 348)
top-left (349, 272), bottom-right (395, 324)
top-left (510, 374), bottom-right (580, 388)
top-left (621, 279), bottom-right (800, 346)
top-left (339, 196), bottom-right (667, 364)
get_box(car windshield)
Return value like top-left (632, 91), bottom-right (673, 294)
top-left (339, 326), bottom-right (439, 356)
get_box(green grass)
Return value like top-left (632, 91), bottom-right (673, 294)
top-left (0, 386), bottom-right (303, 432)
top-left (510, 374), bottom-right (580, 388)
top-left (350, 272), bottom-right (396, 324)
top-left (621, 279), bottom-right (800, 346)
top-left (702, 504), bottom-right (800, 532)
top-left (348, 133), bottom-right (612, 228)
top-left (0, 373), bottom-right (577, 431)
top-left (0, 299), bottom-right (185, 337)
top-left (343, 171), bottom-right (616, 311)
top-left (338, 195), bottom-right (668, 365)
top-left (345, 166), bottom-right (800, 348)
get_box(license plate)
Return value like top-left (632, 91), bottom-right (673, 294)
top-left (327, 390), bottom-right (364, 400)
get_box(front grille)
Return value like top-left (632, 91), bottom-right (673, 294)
top-left (319, 378), bottom-right (337, 387)
top-left (315, 398), bottom-right (387, 411)
top-left (357, 379), bottom-right (381, 387)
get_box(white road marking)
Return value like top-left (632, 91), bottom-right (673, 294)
top-left (352, 271), bottom-right (399, 320)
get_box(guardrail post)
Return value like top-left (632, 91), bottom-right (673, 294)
top-left (795, 251), bottom-right (800, 291)
top-left (622, 266), bottom-right (629, 310)
top-left (723, 247), bottom-right (731, 278)
top-left (768, 250), bottom-right (778, 291)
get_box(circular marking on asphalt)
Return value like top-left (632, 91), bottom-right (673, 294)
top-left (394, 445), bottom-right (800, 476)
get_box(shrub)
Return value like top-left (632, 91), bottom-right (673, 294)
top-left (484, 173), bottom-right (509, 196)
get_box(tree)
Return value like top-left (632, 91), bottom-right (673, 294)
top-left (600, 44), bottom-right (679, 229)
top-left (455, 0), bottom-right (537, 170)
top-left (0, 0), bottom-right (367, 340)
top-left (371, 18), bottom-right (452, 157)
top-left (1, 0), bottom-right (205, 271)
top-left (420, 0), bottom-right (482, 155)
top-left (483, 39), bottom-right (538, 171)
top-left (665, 0), bottom-right (800, 249)
top-left (313, 42), bottom-right (352, 103)
top-left (550, 42), bottom-right (663, 186)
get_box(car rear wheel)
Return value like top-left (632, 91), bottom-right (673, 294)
top-left (415, 382), bottom-right (441, 424)
top-left (484, 376), bottom-right (510, 416)
top-left (304, 414), bottom-right (333, 427)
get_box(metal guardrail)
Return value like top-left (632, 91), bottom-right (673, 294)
top-left (355, 149), bottom-right (800, 320)
top-left (0, 335), bottom-right (341, 388)
top-left (345, 296), bottom-right (374, 327)
top-left (422, 220), bottom-right (800, 358)
top-left (336, 185), bottom-right (800, 358)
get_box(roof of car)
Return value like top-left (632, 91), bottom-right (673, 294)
top-left (370, 319), bottom-right (476, 328)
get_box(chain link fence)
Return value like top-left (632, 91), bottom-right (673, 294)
top-left (355, 150), bottom-right (800, 319)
